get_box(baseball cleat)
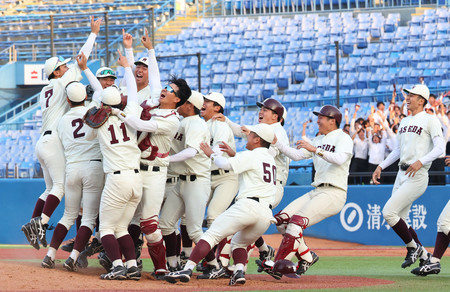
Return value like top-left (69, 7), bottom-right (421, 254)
top-left (63, 257), bottom-right (78, 272)
top-left (411, 260), bottom-right (441, 276)
top-left (61, 239), bottom-right (75, 252)
top-left (164, 269), bottom-right (192, 283)
top-left (100, 265), bottom-right (127, 280)
top-left (21, 222), bottom-right (40, 250)
top-left (168, 263), bottom-right (182, 272)
top-left (98, 251), bottom-right (113, 272)
top-left (255, 259), bottom-right (282, 280)
top-left (179, 251), bottom-right (189, 268)
top-left (196, 259), bottom-right (208, 272)
top-left (197, 264), bottom-right (230, 279)
top-left (126, 266), bottom-right (141, 280)
top-left (229, 269), bottom-right (246, 286)
top-left (152, 269), bottom-right (168, 280)
top-left (419, 252), bottom-right (432, 267)
top-left (259, 245), bottom-right (275, 262)
top-left (402, 245), bottom-right (423, 268)
top-left (297, 251), bottom-right (319, 275)
top-left (41, 255), bottom-right (55, 269)
top-left (31, 217), bottom-right (48, 248)
top-left (77, 238), bottom-right (104, 268)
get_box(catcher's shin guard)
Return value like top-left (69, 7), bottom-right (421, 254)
top-left (274, 215), bottom-right (309, 262)
top-left (148, 239), bottom-right (167, 271)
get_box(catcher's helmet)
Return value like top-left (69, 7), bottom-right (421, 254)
top-left (101, 86), bottom-right (121, 106)
top-left (313, 105), bottom-right (342, 127)
top-left (273, 259), bottom-right (300, 278)
top-left (257, 98), bottom-right (284, 121)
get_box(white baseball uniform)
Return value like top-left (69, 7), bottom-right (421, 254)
top-left (205, 119), bottom-right (239, 227)
top-left (35, 33), bottom-right (97, 204)
top-left (201, 147), bottom-right (276, 251)
top-left (225, 118), bottom-right (290, 207)
top-left (437, 200), bottom-right (450, 236)
top-left (379, 111), bottom-right (445, 227)
top-left (276, 128), bottom-right (353, 227)
top-left (159, 115), bottom-right (211, 244)
top-left (85, 66), bottom-right (143, 242)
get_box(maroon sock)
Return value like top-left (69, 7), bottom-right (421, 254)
top-left (408, 227), bottom-right (422, 246)
top-left (176, 232), bottom-right (181, 256)
top-left (31, 198), bottom-right (45, 218)
top-left (255, 236), bottom-right (265, 248)
top-left (76, 215), bottom-right (82, 232)
top-left (101, 234), bottom-right (121, 262)
top-left (73, 226), bottom-right (92, 252)
top-left (163, 232), bottom-right (177, 257)
top-left (391, 219), bottom-right (413, 245)
top-left (189, 239), bottom-right (211, 264)
top-left (49, 223), bottom-right (68, 249)
top-left (127, 224), bottom-right (141, 245)
top-left (42, 195), bottom-right (61, 219)
top-left (432, 232), bottom-right (450, 259)
top-left (205, 249), bottom-right (216, 262)
top-left (181, 224), bottom-right (192, 248)
top-left (232, 248), bottom-right (248, 265)
top-left (117, 234), bottom-right (136, 262)
top-left (216, 238), bottom-right (227, 259)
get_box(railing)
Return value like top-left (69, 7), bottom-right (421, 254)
top-left (195, 0), bottom-right (448, 17)
top-left (0, 93), bottom-right (40, 127)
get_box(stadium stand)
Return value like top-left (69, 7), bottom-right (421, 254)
top-left (1, 2), bottom-right (449, 182)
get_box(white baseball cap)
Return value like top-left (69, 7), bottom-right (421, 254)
top-left (188, 90), bottom-right (204, 110)
top-left (65, 82), bottom-right (86, 102)
top-left (403, 84), bottom-right (430, 101)
top-left (96, 67), bottom-right (117, 79)
top-left (247, 123), bottom-right (274, 143)
top-left (44, 56), bottom-right (71, 79)
top-left (101, 86), bottom-right (121, 106)
top-left (205, 92), bottom-right (226, 108)
top-left (134, 57), bottom-right (149, 67)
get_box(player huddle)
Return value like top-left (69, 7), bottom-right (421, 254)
top-left (20, 16), bottom-right (449, 286)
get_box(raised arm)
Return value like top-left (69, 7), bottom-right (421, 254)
top-left (122, 29), bottom-right (135, 69)
top-left (78, 16), bottom-right (101, 59)
top-left (118, 50), bottom-right (138, 105)
top-left (141, 29), bottom-right (162, 96)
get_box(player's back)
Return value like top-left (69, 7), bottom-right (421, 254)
top-left (58, 105), bottom-right (102, 165)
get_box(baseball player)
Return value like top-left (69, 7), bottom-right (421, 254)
top-left (159, 91), bottom-right (211, 271)
top-left (84, 51), bottom-right (143, 280)
top-left (96, 67), bottom-right (117, 89)
top-left (112, 75), bottom-right (191, 279)
top-left (411, 198), bottom-right (450, 276)
top-left (165, 123), bottom-right (277, 286)
top-left (263, 105), bottom-right (353, 278)
top-left (195, 92), bottom-right (239, 276)
top-left (372, 84), bottom-right (445, 269)
top-left (216, 98), bottom-right (288, 261)
top-left (21, 16), bottom-right (101, 250)
top-left (122, 29), bottom-right (162, 106)
top-left (40, 53), bottom-right (104, 270)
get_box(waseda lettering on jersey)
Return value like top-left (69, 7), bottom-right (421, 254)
top-left (399, 125), bottom-right (423, 135)
top-left (317, 144), bottom-right (336, 152)
top-left (174, 132), bottom-right (183, 141)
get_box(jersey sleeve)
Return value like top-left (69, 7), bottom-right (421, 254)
top-left (335, 133), bottom-right (354, 155)
top-left (428, 115), bottom-right (444, 139)
top-left (228, 151), bottom-right (255, 174)
top-left (154, 115), bottom-right (179, 136)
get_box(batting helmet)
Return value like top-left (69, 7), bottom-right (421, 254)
top-left (101, 86), bottom-right (121, 106)
top-left (257, 98), bottom-right (284, 121)
top-left (313, 105), bottom-right (342, 127)
top-left (273, 259), bottom-right (300, 278)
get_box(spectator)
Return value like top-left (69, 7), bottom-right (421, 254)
top-left (350, 127), bottom-right (369, 185)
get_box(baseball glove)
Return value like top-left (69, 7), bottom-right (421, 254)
top-left (83, 106), bottom-right (112, 128)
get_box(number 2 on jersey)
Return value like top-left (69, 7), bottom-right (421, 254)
top-left (262, 162), bottom-right (276, 185)
top-left (108, 122), bottom-right (131, 144)
top-left (72, 118), bottom-right (85, 139)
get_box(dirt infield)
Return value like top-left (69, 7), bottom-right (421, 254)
top-left (5, 234), bottom-right (446, 291)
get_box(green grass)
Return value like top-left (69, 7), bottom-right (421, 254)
top-left (3, 254), bottom-right (449, 291)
